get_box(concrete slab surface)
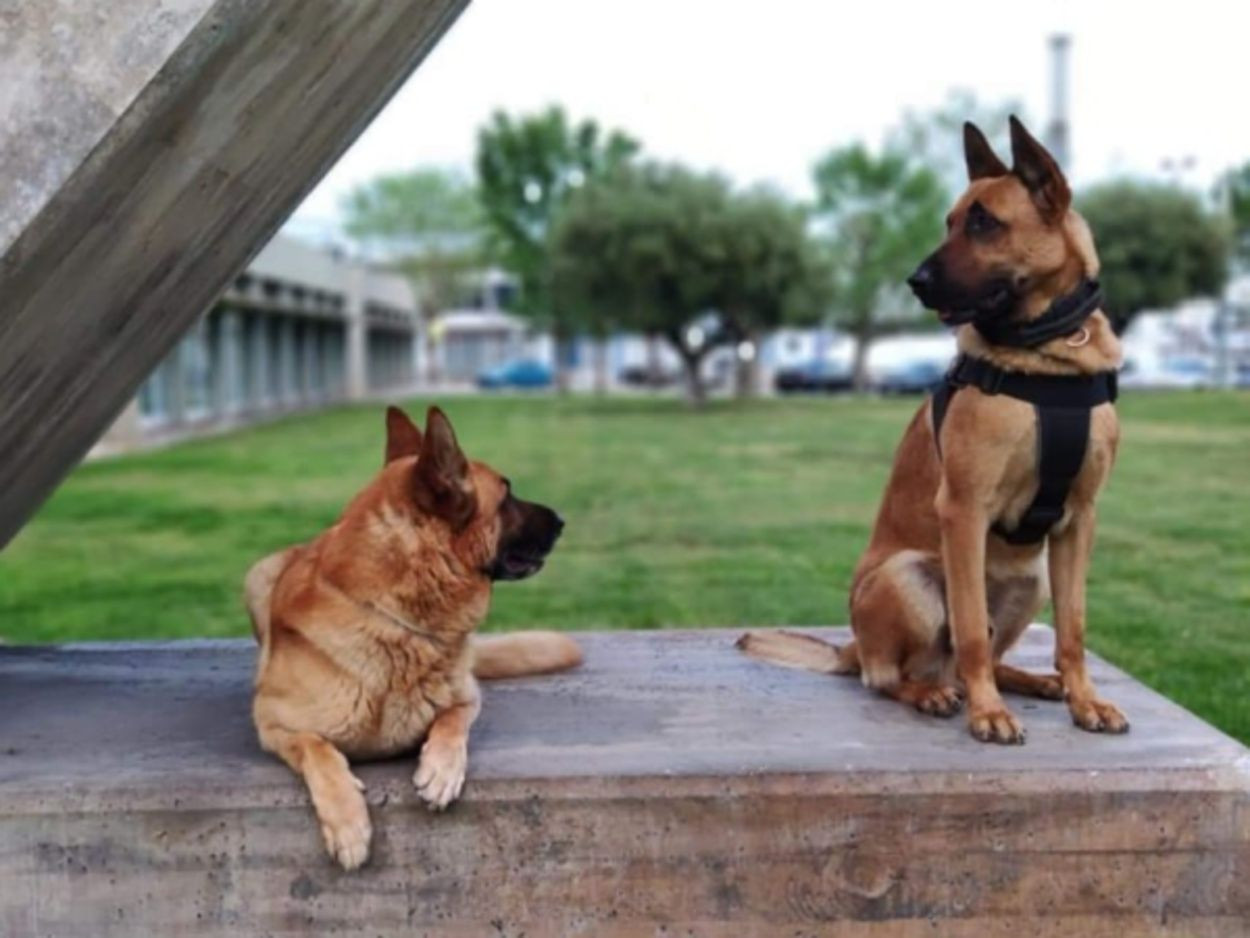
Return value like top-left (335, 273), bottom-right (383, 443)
top-left (1, 627), bottom-right (1247, 936)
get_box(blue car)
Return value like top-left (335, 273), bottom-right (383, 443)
top-left (476, 359), bottom-right (553, 390)
top-left (874, 360), bottom-right (947, 395)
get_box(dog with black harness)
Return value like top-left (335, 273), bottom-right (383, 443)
top-left (739, 116), bottom-right (1128, 744)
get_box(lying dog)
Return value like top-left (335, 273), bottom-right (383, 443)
top-left (245, 405), bottom-right (581, 869)
top-left (741, 117), bottom-right (1126, 744)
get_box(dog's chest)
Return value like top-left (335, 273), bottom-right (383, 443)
top-left (994, 400), bottom-right (1119, 535)
top-left (339, 628), bottom-right (468, 759)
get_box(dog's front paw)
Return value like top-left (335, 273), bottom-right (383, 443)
top-left (968, 706), bottom-right (1026, 744)
top-left (319, 774), bottom-right (371, 870)
top-left (1070, 697), bottom-right (1129, 734)
top-left (414, 740), bottom-right (467, 810)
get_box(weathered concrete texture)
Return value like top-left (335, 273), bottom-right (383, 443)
top-left (0, 0), bottom-right (468, 549)
top-left (0, 627), bottom-right (1247, 936)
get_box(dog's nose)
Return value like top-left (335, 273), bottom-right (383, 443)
top-left (553, 513), bottom-right (565, 536)
top-left (907, 262), bottom-right (935, 293)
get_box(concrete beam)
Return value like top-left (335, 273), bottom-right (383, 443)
top-left (0, 0), bottom-right (467, 548)
top-left (1, 627), bottom-right (1247, 935)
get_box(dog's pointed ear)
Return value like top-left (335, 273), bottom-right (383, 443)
top-left (414, 407), bottom-right (475, 529)
top-left (1009, 115), bottom-right (1071, 221)
top-left (384, 406), bottom-right (423, 465)
top-left (963, 122), bottom-right (1008, 181)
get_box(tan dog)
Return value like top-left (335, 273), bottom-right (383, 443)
top-left (740, 117), bottom-right (1127, 744)
top-left (246, 405), bottom-right (581, 869)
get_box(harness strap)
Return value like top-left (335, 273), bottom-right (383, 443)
top-left (930, 354), bottom-right (1118, 545)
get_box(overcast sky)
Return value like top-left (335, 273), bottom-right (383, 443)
top-left (289, 0), bottom-right (1250, 238)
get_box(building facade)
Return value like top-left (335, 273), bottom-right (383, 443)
top-left (96, 235), bottom-right (418, 455)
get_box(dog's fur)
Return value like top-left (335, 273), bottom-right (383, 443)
top-left (246, 406), bottom-right (581, 869)
top-left (740, 118), bottom-right (1127, 744)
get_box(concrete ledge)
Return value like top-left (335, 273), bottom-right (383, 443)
top-left (1, 627), bottom-right (1247, 936)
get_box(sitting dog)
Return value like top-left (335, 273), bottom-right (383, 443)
top-left (740, 117), bottom-right (1127, 744)
top-left (245, 405), bottom-right (581, 868)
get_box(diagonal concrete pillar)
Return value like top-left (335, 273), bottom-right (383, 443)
top-left (0, 0), bottom-right (468, 548)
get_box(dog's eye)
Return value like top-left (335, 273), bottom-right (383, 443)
top-left (965, 202), bottom-right (1004, 238)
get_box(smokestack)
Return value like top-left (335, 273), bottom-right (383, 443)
top-left (1046, 34), bottom-right (1071, 170)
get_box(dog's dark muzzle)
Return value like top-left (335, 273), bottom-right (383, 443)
top-left (908, 256), bottom-right (1015, 326)
top-left (488, 502), bottom-right (564, 582)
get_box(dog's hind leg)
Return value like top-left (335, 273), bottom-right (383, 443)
top-left (258, 724), bottom-right (371, 870)
top-left (851, 551), bottom-right (962, 717)
top-left (994, 663), bottom-right (1065, 700)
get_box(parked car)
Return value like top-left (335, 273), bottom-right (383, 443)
top-left (773, 358), bottom-right (853, 393)
top-left (873, 359), bottom-right (947, 395)
top-left (476, 359), bottom-right (553, 390)
top-left (619, 365), bottom-right (681, 388)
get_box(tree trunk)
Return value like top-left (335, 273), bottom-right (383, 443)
top-left (733, 332), bottom-right (760, 399)
top-left (681, 352), bottom-right (707, 408)
top-left (592, 336), bottom-right (608, 395)
top-left (552, 330), bottom-right (571, 395)
top-left (645, 334), bottom-right (662, 386)
top-left (421, 301), bottom-right (440, 386)
top-left (850, 328), bottom-right (872, 392)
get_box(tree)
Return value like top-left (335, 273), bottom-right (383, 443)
top-left (1219, 161), bottom-right (1250, 266)
top-left (341, 168), bottom-right (483, 382)
top-left (475, 106), bottom-right (639, 388)
top-left (548, 163), bottom-right (726, 405)
top-left (550, 164), bottom-right (830, 404)
top-left (887, 89), bottom-right (1022, 201)
top-left (1079, 181), bottom-right (1230, 325)
top-left (707, 186), bottom-right (832, 396)
top-left (811, 144), bottom-right (946, 389)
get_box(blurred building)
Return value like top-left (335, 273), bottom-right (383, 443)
top-left (95, 235), bottom-right (418, 455)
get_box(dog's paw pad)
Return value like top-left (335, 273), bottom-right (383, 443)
top-left (1071, 698), bottom-right (1129, 734)
top-left (414, 742), bottom-right (467, 811)
top-left (969, 707), bottom-right (1026, 745)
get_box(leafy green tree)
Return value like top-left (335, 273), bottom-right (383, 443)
top-left (811, 144), bottom-right (946, 389)
top-left (548, 163), bottom-right (725, 405)
top-left (550, 164), bottom-right (829, 404)
top-left (341, 168), bottom-right (483, 382)
top-left (475, 106), bottom-right (639, 387)
top-left (1219, 162), bottom-right (1250, 265)
top-left (707, 186), bottom-right (832, 396)
top-left (1079, 181), bottom-right (1230, 324)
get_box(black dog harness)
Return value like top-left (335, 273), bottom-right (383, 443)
top-left (931, 283), bottom-right (1117, 545)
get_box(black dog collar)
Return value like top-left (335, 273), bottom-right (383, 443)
top-left (974, 278), bottom-right (1103, 349)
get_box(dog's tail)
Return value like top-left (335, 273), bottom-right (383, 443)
top-left (735, 630), bottom-right (860, 676)
top-left (471, 631), bottom-right (584, 680)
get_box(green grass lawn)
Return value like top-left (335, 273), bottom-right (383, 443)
top-left (2, 392), bottom-right (1248, 740)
